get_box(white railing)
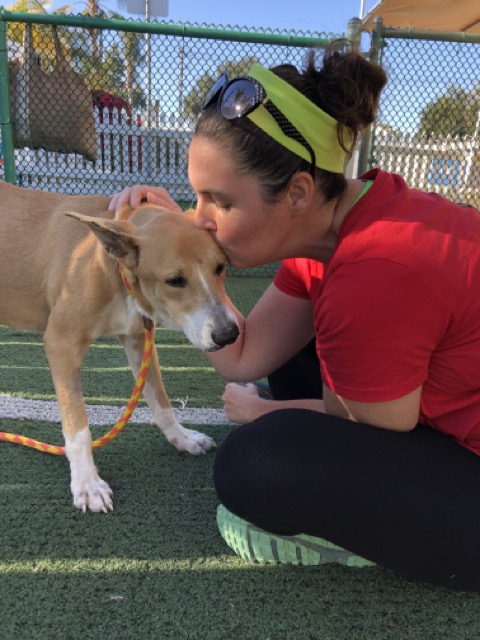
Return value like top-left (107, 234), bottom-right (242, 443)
top-left (1, 107), bottom-right (195, 202)
top-left (371, 128), bottom-right (480, 205)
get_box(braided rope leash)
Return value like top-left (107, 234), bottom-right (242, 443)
top-left (0, 264), bottom-right (154, 455)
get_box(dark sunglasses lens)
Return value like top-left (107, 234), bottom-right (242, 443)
top-left (201, 73), bottom-right (228, 110)
top-left (218, 79), bottom-right (262, 119)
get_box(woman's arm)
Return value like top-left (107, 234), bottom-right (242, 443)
top-left (218, 288), bottom-right (422, 428)
top-left (323, 385), bottom-right (421, 432)
top-left (222, 378), bottom-right (421, 429)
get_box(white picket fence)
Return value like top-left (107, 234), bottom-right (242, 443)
top-left (371, 128), bottom-right (480, 205)
top-left (1, 114), bottom-right (479, 206)
top-left (1, 108), bottom-right (195, 201)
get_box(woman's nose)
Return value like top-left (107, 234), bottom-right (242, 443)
top-left (192, 204), bottom-right (217, 231)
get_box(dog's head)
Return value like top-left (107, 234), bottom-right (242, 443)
top-left (66, 206), bottom-right (239, 351)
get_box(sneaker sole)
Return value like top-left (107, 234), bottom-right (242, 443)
top-left (217, 504), bottom-right (375, 567)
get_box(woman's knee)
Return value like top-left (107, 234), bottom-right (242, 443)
top-left (213, 419), bottom-right (273, 505)
top-left (212, 409), bottom-right (331, 525)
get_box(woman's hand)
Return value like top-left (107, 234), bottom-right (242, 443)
top-left (108, 185), bottom-right (182, 216)
top-left (223, 382), bottom-right (328, 425)
top-left (222, 383), bottom-right (272, 424)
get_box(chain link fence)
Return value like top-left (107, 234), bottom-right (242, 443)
top-left (0, 15), bottom-right (340, 198)
top-left (0, 12), bottom-right (342, 282)
top-left (363, 21), bottom-right (480, 207)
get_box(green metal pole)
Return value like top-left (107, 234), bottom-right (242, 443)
top-left (0, 10), bottom-right (335, 47)
top-left (0, 8), bottom-right (17, 184)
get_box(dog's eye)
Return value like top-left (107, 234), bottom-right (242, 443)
top-left (215, 263), bottom-right (226, 276)
top-left (166, 275), bottom-right (187, 288)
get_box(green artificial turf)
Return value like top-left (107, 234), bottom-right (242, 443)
top-left (0, 329), bottom-right (226, 407)
top-left (2, 420), bottom-right (480, 640)
top-left (2, 274), bottom-right (480, 639)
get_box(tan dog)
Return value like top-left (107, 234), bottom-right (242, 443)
top-left (0, 181), bottom-right (239, 512)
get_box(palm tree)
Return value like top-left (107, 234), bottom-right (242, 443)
top-left (85, 0), bottom-right (127, 60)
top-left (109, 11), bottom-right (144, 109)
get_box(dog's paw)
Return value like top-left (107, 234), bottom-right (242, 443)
top-left (71, 476), bottom-right (114, 513)
top-left (167, 424), bottom-right (217, 455)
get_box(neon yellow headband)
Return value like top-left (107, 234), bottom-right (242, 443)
top-left (246, 64), bottom-right (353, 174)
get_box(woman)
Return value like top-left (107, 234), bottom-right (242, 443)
top-left (110, 44), bottom-right (480, 592)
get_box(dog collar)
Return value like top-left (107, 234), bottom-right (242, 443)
top-left (118, 263), bottom-right (153, 330)
top-left (118, 262), bottom-right (135, 299)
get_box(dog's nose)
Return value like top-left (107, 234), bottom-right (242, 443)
top-left (211, 324), bottom-right (240, 348)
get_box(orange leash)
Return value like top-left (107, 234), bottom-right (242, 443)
top-left (0, 263), bottom-right (155, 455)
top-left (0, 320), bottom-right (154, 455)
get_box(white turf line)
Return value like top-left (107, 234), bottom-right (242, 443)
top-left (0, 394), bottom-right (233, 426)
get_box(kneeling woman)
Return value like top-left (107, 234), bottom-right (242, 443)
top-left (111, 44), bottom-right (480, 592)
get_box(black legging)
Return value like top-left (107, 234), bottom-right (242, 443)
top-left (267, 337), bottom-right (322, 400)
top-left (213, 341), bottom-right (480, 592)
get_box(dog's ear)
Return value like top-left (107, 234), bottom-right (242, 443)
top-left (65, 211), bottom-right (140, 270)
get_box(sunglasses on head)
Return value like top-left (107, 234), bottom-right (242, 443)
top-left (201, 72), bottom-right (316, 179)
top-left (201, 72), bottom-right (265, 118)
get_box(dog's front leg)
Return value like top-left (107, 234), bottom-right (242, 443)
top-left (119, 332), bottom-right (216, 454)
top-left (44, 326), bottom-right (113, 512)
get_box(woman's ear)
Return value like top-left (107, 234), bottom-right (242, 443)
top-left (286, 172), bottom-right (315, 214)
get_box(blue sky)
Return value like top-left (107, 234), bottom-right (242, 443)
top-left (53, 0), bottom-right (379, 35)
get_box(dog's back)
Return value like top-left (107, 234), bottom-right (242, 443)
top-left (0, 181), bottom-right (111, 331)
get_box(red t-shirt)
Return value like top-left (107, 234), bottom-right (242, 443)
top-left (274, 168), bottom-right (480, 455)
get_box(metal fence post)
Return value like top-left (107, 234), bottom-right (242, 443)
top-left (357, 16), bottom-right (383, 176)
top-left (343, 18), bottom-right (363, 178)
top-left (347, 17), bottom-right (362, 49)
top-left (0, 8), bottom-right (17, 184)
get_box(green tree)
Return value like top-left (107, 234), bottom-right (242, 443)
top-left (183, 55), bottom-right (259, 122)
top-left (418, 85), bottom-right (480, 138)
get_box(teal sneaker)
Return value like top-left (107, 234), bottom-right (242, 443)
top-left (216, 504), bottom-right (375, 567)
